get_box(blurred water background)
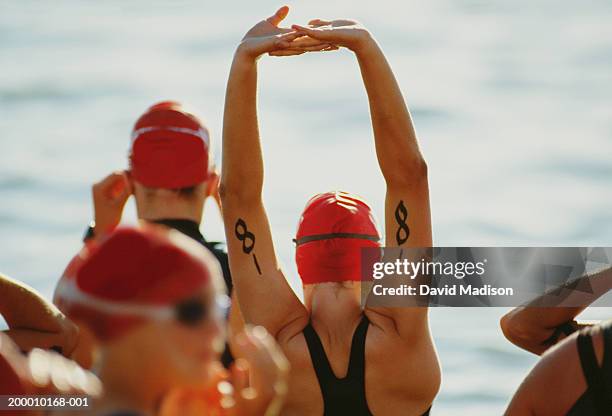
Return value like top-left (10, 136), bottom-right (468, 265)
top-left (1, 1), bottom-right (611, 414)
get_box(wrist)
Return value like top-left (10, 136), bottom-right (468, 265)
top-left (87, 219), bottom-right (118, 242)
top-left (352, 30), bottom-right (377, 56)
top-left (234, 43), bottom-right (260, 66)
top-left (83, 221), bottom-right (96, 243)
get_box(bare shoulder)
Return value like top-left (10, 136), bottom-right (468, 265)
top-left (364, 310), bottom-right (440, 414)
top-left (275, 313), bottom-right (310, 352)
top-left (367, 309), bottom-right (438, 362)
top-left (365, 309), bottom-right (438, 373)
top-left (534, 325), bottom-right (604, 383)
top-left (364, 307), bottom-right (429, 342)
top-left (507, 326), bottom-right (605, 415)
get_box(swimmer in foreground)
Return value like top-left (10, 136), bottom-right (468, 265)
top-left (1, 272), bottom-right (78, 356)
top-left (55, 101), bottom-right (242, 367)
top-left (221, 7), bottom-right (440, 415)
top-left (55, 226), bottom-right (289, 416)
top-left (503, 267), bottom-right (612, 415)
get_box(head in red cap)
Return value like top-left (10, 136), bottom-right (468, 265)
top-left (130, 101), bottom-right (210, 189)
top-left (129, 101), bottom-right (218, 223)
top-left (55, 226), bottom-right (228, 408)
top-left (295, 191), bottom-right (381, 286)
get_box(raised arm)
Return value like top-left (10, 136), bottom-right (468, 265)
top-left (295, 21), bottom-right (431, 335)
top-left (500, 266), bottom-right (612, 355)
top-left (220, 8), bottom-right (329, 337)
top-left (0, 273), bottom-right (78, 356)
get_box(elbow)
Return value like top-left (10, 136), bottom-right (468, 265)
top-left (499, 313), bottom-right (517, 343)
top-left (384, 156), bottom-right (428, 188)
top-left (219, 180), bottom-right (262, 206)
top-left (500, 311), bottom-right (536, 350)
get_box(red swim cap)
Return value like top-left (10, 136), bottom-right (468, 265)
top-left (130, 101), bottom-right (210, 189)
top-left (295, 191), bottom-right (381, 285)
top-left (55, 226), bottom-right (220, 341)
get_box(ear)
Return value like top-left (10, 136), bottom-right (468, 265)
top-left (125, 170), bottom-right (135, 195)
top-left (205, 170), bottom-right (220, 198)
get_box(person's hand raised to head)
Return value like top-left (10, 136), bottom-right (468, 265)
top-left (236, 6), bottom-right (336, 61)
top-left (92, 171), bottom-right (132, 240)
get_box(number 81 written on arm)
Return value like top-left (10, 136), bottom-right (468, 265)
top-left (234, 218), bottom-right (262, 275)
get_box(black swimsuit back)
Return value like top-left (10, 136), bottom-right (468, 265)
top-left (567, 319), bottom-right (612, 415)
top-left (303, 315), bottom-right (431, 416)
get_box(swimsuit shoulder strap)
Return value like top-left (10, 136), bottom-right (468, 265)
top-left (576, 330), bottom-right (608, 415)
top-left (303, 316), bottom-right (373, 416)
top-left (346, 315), bottom-right (370, 383)
top-left (602, 320), bottom-right (612, 375)
top-left (303, 320), bottom-right (337, 390)
top-left (303, 316), bottom-right (371, 385)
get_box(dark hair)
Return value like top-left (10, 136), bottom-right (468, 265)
top-left (140, 183), bottom-right (201, 199)
top-left (175, 186), bottom-right (197, 198)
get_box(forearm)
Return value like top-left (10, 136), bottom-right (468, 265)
top-left (355, 36), bottom-right (426, 184)
top-left (0, 273), bottom-right (78, 355)
top-left (0, 273), bottom-right (64, 332)
top-left (221, 51), bottom-right (264, 202)
top-left (501, 306), bottom-right (583, 354)
top-left (501, 266), bottom-right (612, 354)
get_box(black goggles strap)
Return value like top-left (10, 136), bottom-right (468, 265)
top-left (293, 233), bottom-right (380, 246)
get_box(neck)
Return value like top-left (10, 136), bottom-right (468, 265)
top-left (96, 348), bottom-right (167, 415)
top-left (308, 283), bottom-right (363, 338)
top-left (138, 206), bottom-right (203, 224)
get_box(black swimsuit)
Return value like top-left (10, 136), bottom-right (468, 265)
top-left (303, 316), bottom-right (431, 416)
top-left (567, 320), bottom-right (612, 415)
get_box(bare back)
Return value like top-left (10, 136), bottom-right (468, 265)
top-left (276, 310), bottom-right (440, 416)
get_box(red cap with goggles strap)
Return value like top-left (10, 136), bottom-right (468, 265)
top-left (294, 191), bottom-right (381, 285)
top-left (55, 226), bottom-right (226, 341)
top-left (129, 101), bottom-right (211, 189)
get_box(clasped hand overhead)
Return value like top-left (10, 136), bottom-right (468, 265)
top-left (236, 6), bottom-right (373, 61)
